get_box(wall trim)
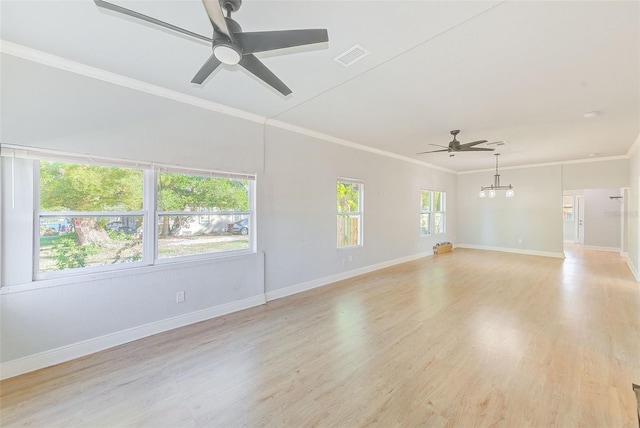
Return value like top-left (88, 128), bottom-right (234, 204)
top-left (582, 245), bottom-right (621, 253)
top-left (0, 294), bottom-right (266, 380)
top-left (265, 250), bottom-right (434, 302)
top-left (456, 244), bottom-right (565, 259)
top-left (265, 119), bottom-right (456, 174)
top-left (459, 155), bottom-right (629, 175)
top-left (0, 40), bottom-right (266, 125)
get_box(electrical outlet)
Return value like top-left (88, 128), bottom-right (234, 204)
top-left (176, 291), bottom-right (185, 303)
top-left (348, 255), bottom-right (353, 262)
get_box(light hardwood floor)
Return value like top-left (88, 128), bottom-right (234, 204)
top-left (1, 247), bottom-right (639, 427)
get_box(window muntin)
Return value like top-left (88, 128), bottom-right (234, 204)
top-left (35, 158), bottom-right (255, 277)
top-left (337, 180), bottom-right (363, 248)
top-left (420, 190), bottom-right (446, 236)
top-left (157, 172), bottom-right (251, 259)
top-left (38, 161), bottom-right (145, 273)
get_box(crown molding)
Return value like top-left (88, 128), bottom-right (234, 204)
top-left (0, 40), bottom-right (266, 125)
top-left (266, 119), bottom-right (456, 174)
top-left (459, 155), bottom-right (630, 175)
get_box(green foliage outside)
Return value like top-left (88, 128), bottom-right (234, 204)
top-left (158, 173), bottom-right (249, 211)
top-left (421, 191), bottom-right (432, 211)
top-left (337, 182), bottom-right (359, 213)
top-left (40, 162), bottom-right (143, 211)
top-left (38, 162), bottom-right (251, 271)
top-left (51, 233), bottom-right (88, 270)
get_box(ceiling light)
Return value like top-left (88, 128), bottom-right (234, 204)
top-left (214, 44), bottom-right (242, 65)
top-left (583, 111), bottom-right (600, 119)
top-left (479, 153), bottom-right (514, 199)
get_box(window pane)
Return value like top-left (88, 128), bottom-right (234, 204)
top-left (420, 213), bottom-right (431, 235)
top-left (337, 214), bottom-right (360, 247)
top-left (40, 161), bottom-right (142, 211)
top-left (337, 182), bottom-right (360, 213)
top-left (434, 213), bottom-right (445, 234)
top-left (157, 214), bottom-right (249, 258)
top-left (433, 192), bottom-right (445, 212)
top-left (39, 216), bottom-right (143, 272)
top-left (158, 173), bottom-right (249, 212)
top-left (421, 191), bottom-right (432, 211)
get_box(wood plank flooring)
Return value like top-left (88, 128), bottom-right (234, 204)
top-left (1, 247), bottom-right (639, 427)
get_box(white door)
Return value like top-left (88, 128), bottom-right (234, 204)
top-left (577, 196), bottom-right (585, 245)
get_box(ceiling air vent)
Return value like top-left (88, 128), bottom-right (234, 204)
top-left (334, 45), bottom-right (369, 67)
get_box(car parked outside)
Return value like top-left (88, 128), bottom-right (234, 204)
top-left (225, 218), bottom-right (249, 235)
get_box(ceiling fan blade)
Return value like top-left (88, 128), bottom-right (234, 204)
top-left (428, 143), bottom-right (450, 149)
top-left (417, 149), bottom-right (450, 154)
top-left (235, 29), bottom-right (329, 54)
top-left (460, 140), bottom-right (488, 148)
top-left (460, 147), bottom-right (495, 152)
top-left (191, 54), bottom-right (222, 84)
top-left (94, 0), bottom-right (212, 42)
top-left (239, 54), bottom-right (292, 96)
top-left (202, 0), bottom-right (233, 40)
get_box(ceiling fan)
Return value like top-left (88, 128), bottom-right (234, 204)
top-left (417, 130), bottom-right (494, 157)
top-left (94, 0), bottom-right (329, 95)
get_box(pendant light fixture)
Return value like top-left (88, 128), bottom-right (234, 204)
top-left (479, 153), bottom-right (514, 198)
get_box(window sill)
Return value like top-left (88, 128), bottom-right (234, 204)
top-left (0, 250), bottom-right (256, 295)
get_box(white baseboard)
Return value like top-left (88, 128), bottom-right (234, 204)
top-left (0, 295), bottom-right (266, 380)
top-left (456, 244), bottom-right (565, 259)
top-left (265, 251), bottom-right (434, 302)
top-left (626, 257), bottom-right (640, 282)
top-left (582, 245), bottom-right (621, 252)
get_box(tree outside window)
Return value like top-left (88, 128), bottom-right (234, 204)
top-left (337, 180), bottom-right (363, 248)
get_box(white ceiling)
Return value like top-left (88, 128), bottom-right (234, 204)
top-left (2, 0), bottom-right (639, 172)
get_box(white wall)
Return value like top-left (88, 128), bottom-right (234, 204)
top-left (457, 164), bottom-right (564, 257)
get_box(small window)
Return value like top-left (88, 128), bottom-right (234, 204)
top-left (420, 190), bottom-right (432, 236)
top-left (420, 190), bottom-right (446, 236)
top-left (337, 179), bottom-right (363, 248)
top-left (563, 195), bottom-right (574, 221)
top-left (157, 172), bottom-right (251, 259)
top-left (433, 191), bottom-right (446, 234)
top-left (38, 161), bottom-right (144, 273)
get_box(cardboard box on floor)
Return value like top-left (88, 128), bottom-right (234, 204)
top-left (433, 243), bottom-right (453, 254)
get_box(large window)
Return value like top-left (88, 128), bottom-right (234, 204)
top-left (337, 179), bottom-right (363, 248)
top-left (39, 161), bottom-right (145, 273)
top-left (35, 157), bottom-right (254, 278)
top-left (157, 171), bottom-right (250, 259)
top-left (420, 190), bottom-right (446, 236)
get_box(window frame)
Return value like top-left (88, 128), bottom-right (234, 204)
top-left (27, 151), bottom-right (256, 281)
top-left (420, 189), bottom-right (446, 236)
top-left (336, 178), bottom-right (364, 249)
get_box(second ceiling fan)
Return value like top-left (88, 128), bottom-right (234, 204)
top-left (95, 0), bottom-right (329, 95)
top-left (418, 130), bottom-right (494, 157)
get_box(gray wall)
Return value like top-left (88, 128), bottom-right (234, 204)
top-left (0, 59), bottom-right (457, 367)
top-left (457, 164), bottom-right (564, 256)
top-left (562, 158), bottom-right (629, 190)
top-left (583, 188), bottom-right (622, 250)
top-left (260, 126), bottom-right (456, 293)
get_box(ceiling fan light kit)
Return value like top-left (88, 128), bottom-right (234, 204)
top-left (479, 153), bottom-right (514, 198)
top-left (94, 0), bottom-right (329, 95)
